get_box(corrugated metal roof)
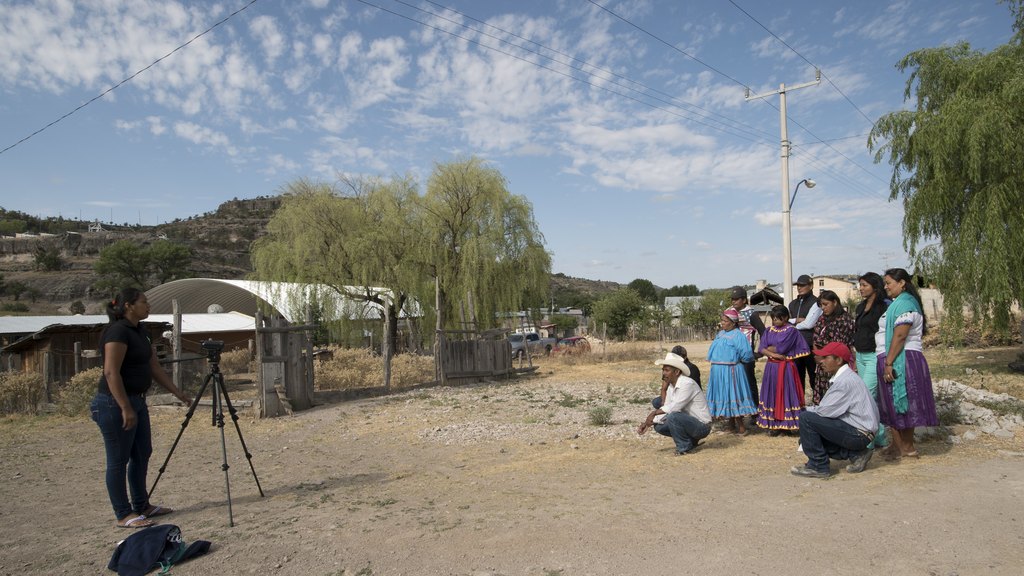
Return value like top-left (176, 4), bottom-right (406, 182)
top-left (0, 312), bottom-right (255, 337)
top-left (145, 278), bottom-right (419, 322)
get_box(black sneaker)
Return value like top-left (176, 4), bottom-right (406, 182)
top-left (846, 449), bottom-right (874, 473)
top-left (790, 465), bottom-right (830, 479)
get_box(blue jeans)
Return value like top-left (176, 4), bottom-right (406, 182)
top-left (91, 393), bottom-right (152, 519)
top-left (798, 411), bottom-right (871, 473)
top-left (652, 397), bottom-right (711, 453)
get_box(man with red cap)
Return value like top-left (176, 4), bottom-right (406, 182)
top-left (790, 342), bottom-right (879, 478)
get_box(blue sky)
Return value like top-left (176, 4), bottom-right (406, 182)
top-left (0, 0), bottom-right (1016, 290)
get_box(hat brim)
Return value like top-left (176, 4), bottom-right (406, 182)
top-left (654, 359), bottom-right (690, 377)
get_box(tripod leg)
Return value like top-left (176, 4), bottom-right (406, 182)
top-left (218, 380), bottom-right (265, 497)
top-left (148, 373), bottom-right (212, 500)
top-left (211, 374), bottom-right (235, 527)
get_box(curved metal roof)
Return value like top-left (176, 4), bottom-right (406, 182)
top-left (145, 279), bottom-right (416, 323)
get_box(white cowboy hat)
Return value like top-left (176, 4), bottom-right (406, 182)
top-left (654, 352), bottom-right (690, 377)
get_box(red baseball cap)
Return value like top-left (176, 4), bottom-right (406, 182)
top-left (813, 342), bottom-right (853, 365)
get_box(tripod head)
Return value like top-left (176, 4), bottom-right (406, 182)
top-left (201, 339), bottom-right (225, 367)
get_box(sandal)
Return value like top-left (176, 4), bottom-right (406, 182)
top-left (117, 515), bottom-right (155, 529)
top-left (142, 505), bottom-right (174, 517)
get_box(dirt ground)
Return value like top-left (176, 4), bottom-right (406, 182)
top-left (2, 343), bottom-right (1023, 576)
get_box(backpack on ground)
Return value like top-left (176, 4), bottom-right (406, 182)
top-left (107, 524), bottom-right (211, 576)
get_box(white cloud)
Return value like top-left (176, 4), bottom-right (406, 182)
top-left (147, 116), bottom-right (166, 135)
top-left (249, 15), bottom-right (286, 66)
top-left (173, 121), bottom-right (236, 156)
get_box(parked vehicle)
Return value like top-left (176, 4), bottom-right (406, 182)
top-left (508, 332), bottom-right (557, 358)
top-left (553, 336), bottom-right (591, 356)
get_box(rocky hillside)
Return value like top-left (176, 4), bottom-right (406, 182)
top-left (0, 198), bottom-right (280, 314)
top-left (0, 198), bottom-right (622, 315)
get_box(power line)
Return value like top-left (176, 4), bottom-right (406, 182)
top-left (726, 0), bottom-right (877, 129)
top-left (0, 0), bottom-right (261, 157)
top-left (585, 0), bottom-right (754, 91)
top-left (356, 0), bottom-right (776, 146)
top-left (412, 0), bottom-right (777, 143)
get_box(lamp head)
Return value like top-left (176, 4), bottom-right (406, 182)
top-left (804, 178), bottom-right (816, 189)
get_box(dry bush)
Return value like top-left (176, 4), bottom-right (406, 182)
top-left (546, 339), bottom-right (662, 366)
top-left (0, 372), bottom-right (45, 415)
top-left (57, 367), bottom-right (102, 417)
top-left (218, 348), bottom-right (254, 376)
top-left (388, 353), bottom-right (435, 389)
top-left (315, 347), bottom-right (434, 391)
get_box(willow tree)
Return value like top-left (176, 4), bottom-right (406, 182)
top-left (251, 177), bottom-right (421, 389)
top-left (420, 157), bottom-right (551, 332)
top-left (868, 2), bottom-right (1024, 342)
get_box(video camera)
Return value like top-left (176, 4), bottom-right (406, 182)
top-left (201, 339), bottom-right (225, 362)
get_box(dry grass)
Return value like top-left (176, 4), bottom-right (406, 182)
top-left (925, 345), bottom-right (1024, 399)
top-left (218, 348), bottom-right (255, 375)
top-left (55, 367), bottom-right (102, 416)
top-left (315, 346), bottom-right (434, 391)
top-left (0, 372), bottom-right (45, 415)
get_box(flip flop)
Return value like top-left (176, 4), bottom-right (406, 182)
top-left (117, 515), bottom-right (155, 529)
top-left (143, 505), bottom-right (174, 517)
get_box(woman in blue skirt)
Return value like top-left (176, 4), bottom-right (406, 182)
top-left (706, 308), bottom-right (757, 435)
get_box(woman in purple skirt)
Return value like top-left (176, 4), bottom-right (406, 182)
top-left (757, 305), bottom-right (809, 434)
top-left (876, 268), bottom-right (939, 459)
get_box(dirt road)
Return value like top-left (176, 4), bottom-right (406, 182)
top-left (1, 355), bottom-right (1022, 575)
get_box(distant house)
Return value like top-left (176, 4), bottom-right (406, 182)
top-left (811, 275), bottom-right (860, 303)
top-left (664, 296), bottom-right (703, 326)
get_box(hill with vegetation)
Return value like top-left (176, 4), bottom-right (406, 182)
top-left (0, 200), bottom-right (623, 315)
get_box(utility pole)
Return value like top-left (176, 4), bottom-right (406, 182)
top-left (879, 251), bottom-right (895, 270)
top-left (746, 70), bottom-right (820, 304)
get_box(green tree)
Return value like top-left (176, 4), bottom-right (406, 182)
top-left (34, 245), bottom-right (63, 271)
top-left (548, 313), bottom-right (579, 335)
top-left (253, 161), bottom-right (550, 389)
top-left (69, 300), bottom-right (86, 315)
top-left (94, 240), bottom-right (150, 290)
top-left (5, 280), bottom-right (27, 301)
top-left (422, 157), bottom-right (551, 332)
top-left (93, 240), bottom-right (191, 291)
top-left (869, 2), bottom-right (1024, 342)
top-left (663, 284), bottom-right (700, 297)
top-left (627, 278), bottom-right (658, 304)
top-left (676, 290), bottom-right (729, 332)
top-left (147, 241), bottom-right (192, 284)
top-left (591, 288), bottom-right (647, 339)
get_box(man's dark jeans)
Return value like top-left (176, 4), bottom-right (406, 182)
top-left (91, 393), bottom-right (152, 519)
top-left (799, 410), bottom-right (871, 473)
top-left (652, 397), bottom-right (711, 454)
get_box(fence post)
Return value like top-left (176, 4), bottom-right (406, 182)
top-left (74, 341), bottom-right (82, 375)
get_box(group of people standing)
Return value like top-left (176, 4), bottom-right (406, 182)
top-left (641, 268), bottom-right (940, 477)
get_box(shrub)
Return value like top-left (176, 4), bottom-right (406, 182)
top-left (934, 387), bottom-right (964, 426)
top-left (57, 367), bottom-right (102, 416)
top-left (315, 347), bottom-right (434, 391)
top-left (588, 405), bottom-right (613, 426)
top-left (0, 372), bottom-right (46, 415)
top-left (218, 348), bottom-right (254, 375)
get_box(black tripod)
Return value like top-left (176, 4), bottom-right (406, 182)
top-left (149, 341), bottom-right (264, 526)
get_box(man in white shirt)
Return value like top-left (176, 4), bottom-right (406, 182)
top-left (791, 342), bottom-right (880, 479)
top-left (637, 352), bottom-right (712, 455)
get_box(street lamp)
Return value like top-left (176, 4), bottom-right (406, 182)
top-left (790, 178), bottom-right (816, 210)
top-left (746, 70), bottom-right (820, 305)
top-left (782, 178), bottom-right (816, 303)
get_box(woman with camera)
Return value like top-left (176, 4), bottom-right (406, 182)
top-left (90, 287), bottom-right (190, 528)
